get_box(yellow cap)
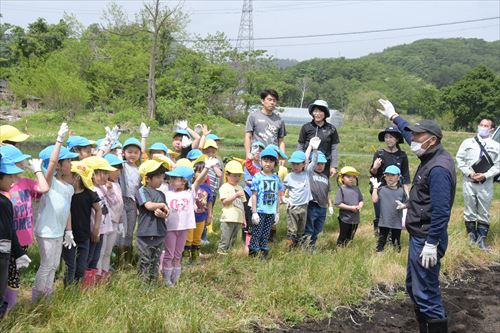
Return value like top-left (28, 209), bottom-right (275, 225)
top-left (0, 125), bottom-right (30, 143)
top-left (191, 154), bottom-right (207, 166)
top-left (139, 159), bottom-right (168, 186)
top-left (203, 139), bottom-right (218, 150)
top-left (176, 158), bottom-right (193, 169)
top-left (225, 160), bottom-right (244, 174)
top-left (339, 166), bottom-right (360, 177)
top-left (82, 156), bottom-right (117, 171)
top-left (167, 149), bottom-right (180, 159)
top-left (71, 161), bottom-right (94, 190)
top-left (152, 155), bottom-right (174, 171)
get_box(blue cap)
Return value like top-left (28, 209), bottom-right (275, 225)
top-left (317, 151), bottom-right (327, 164)
top-left (288, 151), bottom-right (306, 163)
top-left (266, 144), bottom-right (288, 159)
top-left (149, 142), bottom-right (169, 154)
top-left (166, 166), bottom-right (194, 180)
top-left (96, 139), bottom-right (122, 150)
top-left (39, 145), bottom-right (79, 171)
top-left (0, 157), bottom-right (24, 174)
top-left (0, 145), bottom-right (31, 163)
top-left (67, 136), bottom-right (94, 150)
top-left (206, 134), bottom-right (223, 141)
top-left (123, 137), bottom-right (141, 149)
top-left (104, 153), bottom-right (125, 167)
top-left (260, 147), bottom-right (278, 159)
top-left (173, 129), bottom-right (189, 137)
top-left (384, 165), bottom-right (401, 175)
top-left (186, 149), bottom-right (203, 160)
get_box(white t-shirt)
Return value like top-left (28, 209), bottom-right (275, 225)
top-left (163, 188), bottom-right (196, 231)
top-left (35, 178), bottom-right (74, 238)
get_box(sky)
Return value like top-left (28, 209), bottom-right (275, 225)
top-left (1, 0), bottom-right (499, 60)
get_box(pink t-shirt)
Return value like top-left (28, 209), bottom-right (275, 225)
top-left (91, 186), bottom-right (117, 235)
top-left (162, 188), bottom-right (196, 231)
top-left (6, 178), bottom-right (42, 246)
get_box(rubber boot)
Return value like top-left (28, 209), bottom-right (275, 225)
top-left (162, 268), bottom-right (173, 287)
top-left (3, 287), bottom-right (18, 310)
top-left (465, 221), bottom-right (477, 244)
top-left (182, 246), bottom-right (191, 263)
top-left (190, 246), bottom-right (200, 264)
top-left (427, 317), bottom-right (448, 333)
top-left (31, 288), bottom-right (43, 304)
top-left (414, 307), bottom-right (427, 333)
top-left (171, 267), bottom-right (181, 285)
top-left (476, 223), bottom-right (489, 251)
top-left (269, 228), bottom-right (276, 243)
top-left (82, 268), bottom-right (98, 289)
top-left (249, 249), bottom-right (258, 257)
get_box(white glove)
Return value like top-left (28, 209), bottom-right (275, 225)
top-left (420, 242), bottom-right (438, 269)
top-left (140, 122), bottom-right (150, 138)
top-left (57, 123), bottom-right (68, 143)
top-left (370, 177), bottom-right (381, 190)
top-left (63, 230), bottom-right (77, 249)
top-left (251, 213), bottom-right (260, 225)
top-left (274, 213), bottom-right (280, 226)
top-left (28, 158), bottom-right (43, 173)
top-left (175, 120), bottom-right (188, 130)
top-left (194, 124), bottom-right (203, 134)
top-left (250, 143), bottom-right (261, 155)
top-left (328, 206), bottom-right (334, 216)
top-left (16, 254), bottom-right (31, 269)
top-left (377, 99), bottom-right (397, 120)
top-left (181, 135), bottom-right (192, 148)
top-left (99, 125), bottom-right (120, 152)
top-left (204, 157), bottom-right (218, 169)
top-left (117, 223), bottom-right (125, 238)
top-left (309, 136), bottom-right (321, 150)
top-left (395, 200), bottom-right (407, 210)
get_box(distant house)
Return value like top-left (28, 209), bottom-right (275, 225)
top-left (276, 107), bottom-right (344, 128)
top-left (23, 96), bottom-right (42, 110)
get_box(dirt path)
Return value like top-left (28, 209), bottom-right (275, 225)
top-left (270, 264), bottom-right (500, 333)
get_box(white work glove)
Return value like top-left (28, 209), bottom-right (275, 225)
top-left (395, 200), bottom-right (407, 210)
top-left (420, 242), bottom-right (438, 269)
top-left (309, 136), bottom-right (321, 150)
top-left (175, 120), bottom-right (188, 130)
top-left (194, 124), bottom-right (203, 134)
top-left (204, 157), bottom-right (218, 169)
top-left (140, 122), bottom-right (150, 138)
top-left (28, 158), bottom-right (43, 173)
top-left (99, 125), bottom-right (120, 153)
top-left (370, 177), bottom-right (382, 190)
top-left (63, 230), bottom-right (77, 249)
top-left (328, 206), bottom-right (334, 216)
top-left (250, 143), bottom-right (261, 155)
top-left (377, 99), bottom-right (397, 120)
top-left (57, 123), bottom-right (69, 143)
top-left (274, 213), bottom-right (280, 226)
top-left (181, 135), bottom-right (192, 148)
top-left (117, 223), bottom-right (125, 238)
top-left (251, 213), bottom-right (260, 225)
top-left (15, 254), bottom-right (31, 269)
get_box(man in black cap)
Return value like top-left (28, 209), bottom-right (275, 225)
top-left (378, 99), bottom-right (456, 333)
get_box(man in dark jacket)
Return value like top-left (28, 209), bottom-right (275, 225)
top-left (378, 99), bottom-right (456, 333)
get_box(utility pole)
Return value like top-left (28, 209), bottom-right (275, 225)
top-left (236, 0), bottom-right (254, 52)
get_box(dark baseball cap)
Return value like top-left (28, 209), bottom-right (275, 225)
top-left (405, 119), bottom-right (442, 139)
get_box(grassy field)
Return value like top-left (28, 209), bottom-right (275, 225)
top-left (1, 110), bottom-right (499, 332)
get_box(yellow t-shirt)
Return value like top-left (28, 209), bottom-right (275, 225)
top-left (219, 183), bottom-right (246, 223)
top-left (278, 165), bottom-right (288, 182)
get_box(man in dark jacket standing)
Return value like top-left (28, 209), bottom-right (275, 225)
top-left (378, 99), bottom-right (456, 333)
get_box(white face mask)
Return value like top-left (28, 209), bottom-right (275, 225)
top-left (410, 137), bottom-right (433, 157)
top-left (477, 126), bottom-right (491, 138)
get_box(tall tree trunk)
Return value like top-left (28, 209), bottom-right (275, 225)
top-left (148, 37), bottom-right (157, 119)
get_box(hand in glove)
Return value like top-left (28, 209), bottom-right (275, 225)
top-left (181, 135), bottom-right (192, 148)
top-left (395, 200), bottom-right (407, 210)
top-left (62, 230), bottom-right (77, 249)
top-left (28, 159), bottom-right (43, 173)
top-left (274, 213), bottom-right (280, 226)
top-left (16, 254), bottom-right (31, 269)
top-left (309, 136), bottom-right (321, 150)
top-left (175, 120), bottom-right (188, 130)
top-left (420, 242), bottom-right (438, 269)
top-left (377, 99), bottom-right (397, 120)
top-left (99, 125), bottom-right (120, 153)
top-left (369, 177), bottom-right (381, 190)
top-left (328, 206), bottom-right (334, 216)
top-left (194, 124), bottom-right (203, 134)
top-left (140, 122), bottom-right (150, 138)
top-left (204, 157), bottom-right (218, 169)
top-left (251, 213), bottom-right (260, 225)
top-left (250, 143), bottom-right (261, 155)
top-left (57, 123), bottom-right (69, 143)
top-left (117, 223), bottom-right (126, 238)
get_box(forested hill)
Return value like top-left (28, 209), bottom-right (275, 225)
top-left (364, 38), bottom-right (500, 88)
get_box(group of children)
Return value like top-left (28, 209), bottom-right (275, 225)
top-left (0, 120), bottom-right (409, 316)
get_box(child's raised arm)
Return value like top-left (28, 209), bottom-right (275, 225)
top-left (45, 123), bottom-right (69, 187)
top-left (140, 122), bottom-right (150, 157)
top-left (192, 157), bottom-right (218, 191)
top-left (28, 159), bottom-right (49, 194)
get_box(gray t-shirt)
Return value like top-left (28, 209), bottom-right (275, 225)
top-left (245, 110), bottom-right (286, 147)
top-left (309, 171), bottom-right (330, 208)
top-left (120, 163), bottom-right (141, 199)
top-left (335, 185), bottom-right (363, 225)
top-left (377, 186), bottom-right (406, 229)
top-left (135, 186), bottom-right (168, 237)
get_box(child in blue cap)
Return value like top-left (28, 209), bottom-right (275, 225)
top-left (33, 123), bottom-right (79, 302)
top-left (371, 165), bottom-right (408, 252)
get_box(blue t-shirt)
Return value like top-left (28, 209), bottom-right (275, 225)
top-left (251, 172), bottom-right (283, 214)
top-left (244, 162), bottom-right (261, 197)
top-left (195, 183), bottom-right (213, 222)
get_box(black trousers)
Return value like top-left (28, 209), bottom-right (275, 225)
top-left (377, 227), bottom-right (402, 252)
top-left (336, 219), bottom-right (358, 246)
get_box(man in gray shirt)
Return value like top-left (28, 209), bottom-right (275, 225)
top-left (244, 89), bottom-right (287, 159)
